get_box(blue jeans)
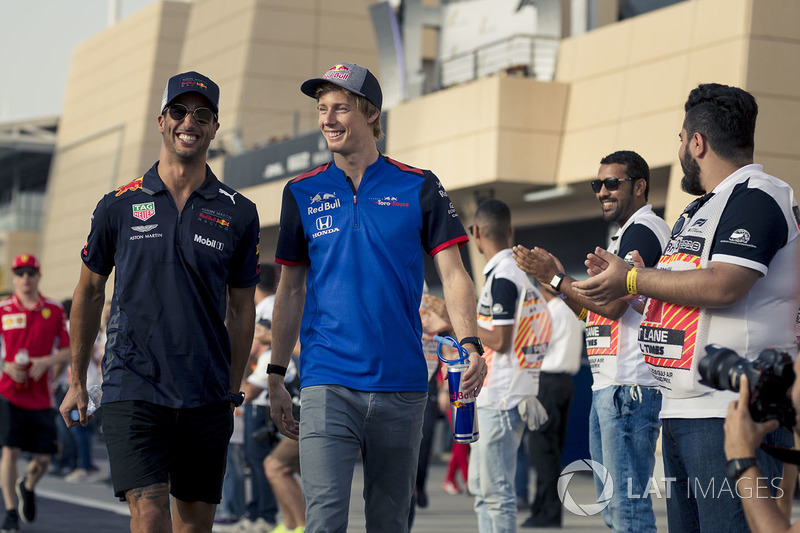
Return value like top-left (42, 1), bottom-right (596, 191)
top-left (299, 385), bottom-right (427, 533)
top-left (661, 418), bottom-right (790, 533)
top-left (468, 407), bottom-right (525, 533)
top-left (72, 422), bottom-right (96, 470)
top-left (221, 442), bottom-right (246, 519)
top-left (243, 404), bottom-right (277, 523)
top-left (589, 385), bottom-right (661, 533)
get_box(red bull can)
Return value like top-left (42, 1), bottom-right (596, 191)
top-left (446, 362), bottom-right (479, 443)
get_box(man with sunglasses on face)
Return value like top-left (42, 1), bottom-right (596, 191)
top-left (514, 150), bottom-right (669, 531)
top-left (573, 84), bottom-right (799, 532)
top-left (0, 254), bottom-right (70, 533)
top-left (60, 71), bottom-right (261, 532)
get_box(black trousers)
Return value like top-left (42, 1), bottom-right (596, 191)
top-left (528, 371), bottom-right (575, 524)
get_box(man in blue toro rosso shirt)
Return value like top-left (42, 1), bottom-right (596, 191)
top-left (60, 71), bottom-right (260, 532)
top-left (267, 62), bottom-right (488, 532)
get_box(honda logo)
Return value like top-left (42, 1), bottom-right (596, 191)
top-left (316, 215), bottom-right (332, 231)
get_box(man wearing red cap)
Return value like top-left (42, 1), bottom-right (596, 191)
top-left (0, 254), bottom-right (71, 532)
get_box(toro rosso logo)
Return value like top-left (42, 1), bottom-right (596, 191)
top-left (371, 196), bottom-right (410, 207)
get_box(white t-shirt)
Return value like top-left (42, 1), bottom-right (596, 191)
top-left (476, 249), bottom-right (550, 410)
top-left (246, 348), bottom-right (298, 407)
top-left (255, 294), bottom-right (275, 323)
top-left (540, 298), bottom-right (583, 375)
top-left (656, 165), bottom-right (799, 418)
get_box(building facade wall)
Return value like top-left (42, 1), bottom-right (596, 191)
top-left (37, 0), bottom-right (800, 299)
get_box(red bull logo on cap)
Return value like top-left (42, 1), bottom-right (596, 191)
top-left (115, 177), bottom-right (144, 197)
top-left (323, 64), bottom-right (350, 81)
top-left (181, 80), bottom-right (208, 90)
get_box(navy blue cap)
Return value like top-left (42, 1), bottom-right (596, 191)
top-left (161, 71), bottom-right (219, 115)
top-left (301, 62), bottom-right (382, 111)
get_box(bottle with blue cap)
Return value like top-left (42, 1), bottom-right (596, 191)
top-left (69, 385), bottom-right (103, 422)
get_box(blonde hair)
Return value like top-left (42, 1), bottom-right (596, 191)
top-left (315, 83), bottom-right (384, 141)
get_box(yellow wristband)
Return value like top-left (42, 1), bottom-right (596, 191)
top-left (626, 267), bottom-right (638, 295)
top-left (577, 308), bottom-right (588, 321)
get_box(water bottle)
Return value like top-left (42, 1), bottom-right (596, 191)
top-left (14, 349), bottom-right (30, 390)
top-left (69, 385), bottom-right (103, 422)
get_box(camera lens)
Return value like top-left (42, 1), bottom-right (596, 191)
top-left (699, 345), bottom-right (747, 391)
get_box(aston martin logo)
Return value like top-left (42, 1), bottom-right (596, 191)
top-left (132, 224), bottom-right (159, 233)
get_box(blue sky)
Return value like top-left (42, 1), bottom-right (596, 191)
top-left (0, 0), bottom-right (156, 122)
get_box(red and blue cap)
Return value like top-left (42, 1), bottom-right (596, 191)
top-left (301, 62), bottom-right (382, 111)
top-left (161, 71), bottom-right (220, 115)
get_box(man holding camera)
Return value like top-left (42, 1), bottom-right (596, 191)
top-left (724, 363), bottom-right (800, 533)
top-left (573, 83), bottom-right (799, 531)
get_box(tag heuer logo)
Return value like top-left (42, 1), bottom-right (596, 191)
top-left (132, 202), bottom-right (155, 221)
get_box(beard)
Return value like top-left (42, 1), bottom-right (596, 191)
top-left (680, 145), bottom-right (705, 195)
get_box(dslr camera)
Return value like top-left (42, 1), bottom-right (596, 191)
top-left (698, 344), bottom-right (796, 427)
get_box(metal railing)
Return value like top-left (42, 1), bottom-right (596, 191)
top-left (0, 191), bottom-right (45, 231)
top-left (440, 33), bottom-right (559, 88)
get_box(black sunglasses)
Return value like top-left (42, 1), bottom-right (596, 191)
top-left (165, 104), bottom-right (216, 125)
top-left (590, 177), bottom-right (636, 193)
top-left (671, 193), bottom-right (715, 238)
top-left (13, 267), bottom-right (38, 277)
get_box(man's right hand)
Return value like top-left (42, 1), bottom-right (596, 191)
top-left (268, 375), bottom-right (299, 440)
top-left (59, 382), bottom-right (89, 428)
top-left (512, 245), bottom-right (560, 284)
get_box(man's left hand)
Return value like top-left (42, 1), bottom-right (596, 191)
top-left (572, 248), bottom-right (631, 304)
top-left (461, 351), bottom-right (487, 397)
top-left (512, 245), bottom-right (558, 284)
top-left (724, 375), bottom-right (780, 459)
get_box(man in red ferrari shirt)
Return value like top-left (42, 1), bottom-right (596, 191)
top-left (0, 254), bottom-right (70, 532)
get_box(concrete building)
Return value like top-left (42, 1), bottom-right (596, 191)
top-left (0, 116), bottom-right (56, 294)
top-left (35, 0), bottom-right (800, 299)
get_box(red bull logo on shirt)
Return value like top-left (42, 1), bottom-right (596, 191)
top-left (115, 177), bottom-right (143, 197)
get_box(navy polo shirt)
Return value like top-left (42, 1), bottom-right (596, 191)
top-left (82, 162), bottom-right (260, 408)
top-left (275, 155), bottom-right (468, 392)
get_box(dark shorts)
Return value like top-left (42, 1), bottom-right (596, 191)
top-left (0, 397), bottom-right (58, 454)
top-left (269, 437), bottom-right (300, 474)
top-left (102, 400), bottom-right (233, 503)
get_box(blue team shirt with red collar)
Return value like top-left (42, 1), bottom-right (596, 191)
top-left (82, 162), bottom-right (260, 408)
top-left (275, 155), bottom-right (468, 392)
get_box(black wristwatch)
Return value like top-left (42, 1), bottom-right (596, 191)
top-left (459, 336), bottom-right (484, 356)
top-left (266, 364), bottom-right (287, 376)
top-left (725, 457), bottom-right (758, 481)
top-left (549, 272), bottom-right (566, 292)
top-left (229, 391), bottom-right (246, 407)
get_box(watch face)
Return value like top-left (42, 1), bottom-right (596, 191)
top-left (726, 458), bottom-right (757, 481)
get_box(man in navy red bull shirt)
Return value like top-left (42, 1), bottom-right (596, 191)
top-left (267, 62), bottom-right (488, 532)
top-left (60, 71), bottom-right (260, 532)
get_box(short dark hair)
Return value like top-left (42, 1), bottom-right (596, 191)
top-left (599, 150), bottom-right (650, 200)
top-left (474, 199), bottom-right (511, 242)
top-left (258, 263), bottom-right (277, 293)
top-left (683, 83), bottom-right (757, 166)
